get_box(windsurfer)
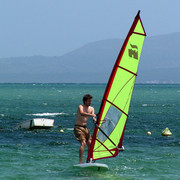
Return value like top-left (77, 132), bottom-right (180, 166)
top-left (74, 94), bottom-right (96, 164)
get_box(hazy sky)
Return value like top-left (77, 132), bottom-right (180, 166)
top-left (1, 0), bottom-right (180, 58)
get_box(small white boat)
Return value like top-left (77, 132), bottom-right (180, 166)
top-left (16, 118), bottom-right (54, 129)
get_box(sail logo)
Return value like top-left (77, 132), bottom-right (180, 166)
top-left (128, 44), bottom-right (138, 60)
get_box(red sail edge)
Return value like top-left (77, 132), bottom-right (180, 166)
top-left (87, 11), bottom-right (146, 162)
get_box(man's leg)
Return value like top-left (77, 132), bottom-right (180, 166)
top-left (79, 140), bottom-right (86, 164)
top-left (87, 138), bottom-right (91, 152)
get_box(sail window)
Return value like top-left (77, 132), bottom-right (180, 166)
top-left (98, 106), bottom-right (121, 142)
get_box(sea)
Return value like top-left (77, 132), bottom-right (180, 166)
top-left (0, 83), bottom-right (179, 180)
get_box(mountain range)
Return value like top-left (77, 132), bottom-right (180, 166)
top-left (0, 32), bottom-right (180, 83)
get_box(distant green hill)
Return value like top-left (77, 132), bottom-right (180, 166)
top-left (0, 32), bottom-right (180, 83)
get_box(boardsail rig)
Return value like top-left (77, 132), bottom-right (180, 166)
top-left (87, 11), bottom-right (146, 162)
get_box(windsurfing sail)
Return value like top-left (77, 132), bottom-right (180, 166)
top-left (87, 11), bottom-right (146, 162)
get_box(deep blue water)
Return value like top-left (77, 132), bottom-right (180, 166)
top-left (0, 83), bottom-right (179, 179)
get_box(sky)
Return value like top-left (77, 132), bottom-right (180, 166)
top-left (1, 0), bottom-right (180, 58)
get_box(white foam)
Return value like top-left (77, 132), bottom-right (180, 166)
top-left (142, 104), bottom-right (148, 107)
top-left (26, 112), bottom-right (68, 117)
top-left (66, 128), bottom-right (74, 131)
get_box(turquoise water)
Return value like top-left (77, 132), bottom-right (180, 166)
top-left (0, 83), bottom-right (179, 179)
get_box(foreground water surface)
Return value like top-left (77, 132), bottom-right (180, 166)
top-left (0, 83), bottom-right (179, 179)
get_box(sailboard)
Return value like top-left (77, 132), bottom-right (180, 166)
top-left (75, 10), bottom-right (146, 170)
top-left (74, 163), bottom-right (109, 171)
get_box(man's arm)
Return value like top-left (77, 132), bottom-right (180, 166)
top-left (79, 105), bottom-right (96, 117)
top-left (91, 107), bottom-right (97, 123)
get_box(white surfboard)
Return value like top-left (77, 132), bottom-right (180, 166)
top-left (74, 163), bottom-right (109, 171)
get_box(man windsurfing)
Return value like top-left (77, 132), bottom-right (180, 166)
top-left (74, 94), bottom-right (96, 164)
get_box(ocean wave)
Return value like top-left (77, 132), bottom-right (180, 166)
top-left (142, 104), bottom-right (148, 107)
top-left (66, 128), bottom-right (74, 131)
top-left (141, 104), bottom-right (175, 107)
top-left (48, 141), bottom-right (69, 146)
top-left (26, 112), bottom-right (69, 117)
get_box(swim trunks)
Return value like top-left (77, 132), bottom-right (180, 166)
top-left (74, 124), bottom-right (91, 142)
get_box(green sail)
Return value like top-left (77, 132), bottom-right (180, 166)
top-left (87, 11), bottom-right (146, 162)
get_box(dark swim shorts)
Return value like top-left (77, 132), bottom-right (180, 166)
top-left (74, 124), bottom-right (91, 142)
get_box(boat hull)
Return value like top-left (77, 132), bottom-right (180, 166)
top-left (16, 118), bottom-right (54, 129)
